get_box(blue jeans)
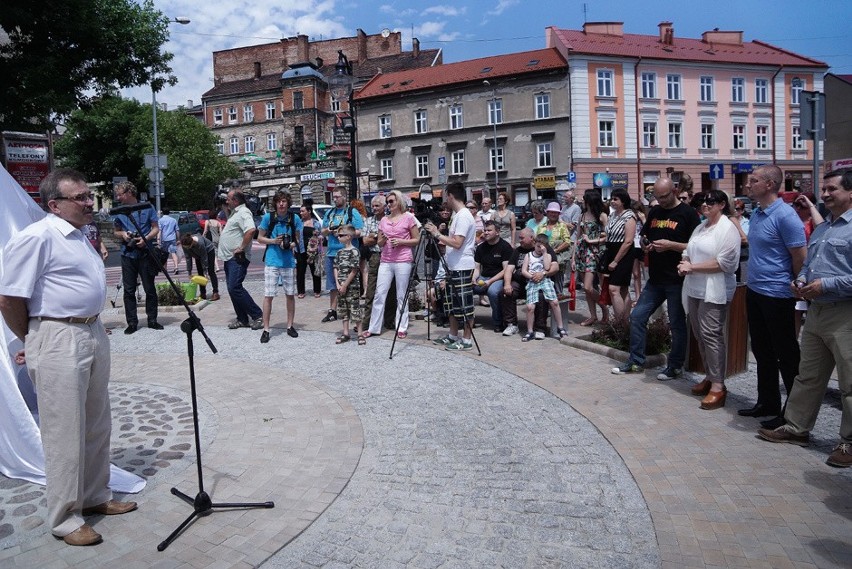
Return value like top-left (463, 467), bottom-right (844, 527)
top-left (628, 281), bottom-right (687, 368)
top-left (224, 258), bottom-right (262, 324)
top-left (473, 279), bottom-right (504, 329)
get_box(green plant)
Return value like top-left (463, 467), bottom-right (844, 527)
top-left (590, 315), bottom-right (671, 355)
top-left (156, 282), bottom-right (184, 306)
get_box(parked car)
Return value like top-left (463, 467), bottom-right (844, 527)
top-left (289, 204), bottom-right (331, 226)
top-left (169, 212), bottom-right (201, 235)
top-left (733, 196), bottom-right (754, 215)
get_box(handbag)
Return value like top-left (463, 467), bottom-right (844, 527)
top-left (598, 275), bottom-right (612, 306)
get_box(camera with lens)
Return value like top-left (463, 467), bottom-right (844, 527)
top-left (279, 233), bottom-right (292, 250)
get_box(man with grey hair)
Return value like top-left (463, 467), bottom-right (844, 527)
top-left (361, 193), bottom-right (396, 331)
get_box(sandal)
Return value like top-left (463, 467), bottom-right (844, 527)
top-left (335, 335), bottom-right (351, 344)
top-left (579, 318), bottom-right (597, 326)
top-left (358, 335), bottom-right (367, 345)
top-left (314, 293), bottom-right (322, 298)
top-left (297, 293), bottom-right (306, 299)
top-left (397, 331), bottom-right (407, 339)
top-left (521, 332), bottom-right (535, 342)
top-left (361, 331), bottom-right (372, 339)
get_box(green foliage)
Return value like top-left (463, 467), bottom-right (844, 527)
top-left (0, 0), bottom-right (174, 131)
top-left (590, 315), bottom-right (671, 356)
top-left (156, 282), bottom-right (184, 306)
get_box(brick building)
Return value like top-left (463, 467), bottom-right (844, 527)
top-left (547, 22), bottom-right (828, 198)
top-left (201, 29), bottom-right (440, 204)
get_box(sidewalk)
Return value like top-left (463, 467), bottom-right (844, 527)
top-left (0, 275), bottom-right (849, 568)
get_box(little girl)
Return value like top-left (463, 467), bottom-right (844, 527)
top-left (521, 234), bottom-right (567, 341)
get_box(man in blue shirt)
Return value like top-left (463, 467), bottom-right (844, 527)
top-left (739, 165), bottom-right (807, 421)
top-left (158, 208), bottom-right (180, 273)
top-left (758, 169), bottom-right (852, 468)
top-left (112, 181), bottom-right (162, 334)
top-left (320, 190), bottom-right (363, 322)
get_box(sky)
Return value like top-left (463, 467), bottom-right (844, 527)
top-left (123, 0), bottom-right (852, 109)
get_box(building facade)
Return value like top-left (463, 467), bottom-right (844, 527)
top-left (825, 74), bottom-right (852, 166)
top-left (547, 22), bottom-right (828, 198)
top-left (354, 48), bottom-right (570, 207)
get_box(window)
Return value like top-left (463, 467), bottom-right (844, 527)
top-left (756, 125), bottom-right (768, 149)
top-left (228, 106), bottom-right (237, 123)
top-left (489, 146), bottom-right (504, 171)
top-left (293, 91), bottom-right (303, 110)
top-left (229, 137), bottom-right (239, 155)
top-left (294, 126), bottom-right (304, 146)
top-left (700, 76), bottom-right (714, 102)
top-left (449, 105), bottom-right (463, 129)
top-left (731, 78), bottom-right (745, 103)
top-left (451, 149), bottom-right (466, 174)
top-left (791, 80), bottom-right (804, 105)
top-left (267, 133), bottom-right (277, 151)
top-left (415, 155), bottom-right (429, 178)
top-left (536, 142), bottom-right (552, 168)
top-left (379, 115), bottom-right (392, 138)
top-left (244, 135), bottom-right (255, 153)
top-left (414, 110), bottom-right (428, 134)
top-left (380, 158), bottom-right (393, 180)
top-left (597, 69), bottom-right (614, 97)
top-left (331, 99), bottom-right (341, 112)
top-left (668, 122), bottom-right (682, 148)
top-left (243, 104), bottom-right (254, 123)
top-left (642, 121), bottom-right (658, 147)
top-left (732, 124), bottom-right (746, 149)
top-left (641, 72), bottom-right (657, 99)
top-left (265, 102), bottom-right (275, 120)
top-left (216, 140), bottom-right (224, 154)
top-left (488, 98), bottom-right (503, 125)
top-left (598, 120), bottom-right (614, 147)
top-left (213, 108), bottom-right (223, 124)
top-left (792, 126), bottom-right (804, 150)
top-left (666, 74), bottom-right (682, 100)
top-left (755, 79), bottom-right (768, 104)
top-left (535, 93), bottom-right (551, 119)
top-left (701, 124), bottom-right (715, 149)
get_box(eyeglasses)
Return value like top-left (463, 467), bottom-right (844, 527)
top-left (55, 193), bottom-right (95, 204)
top-left (735, 207), bottom-right (745, 212)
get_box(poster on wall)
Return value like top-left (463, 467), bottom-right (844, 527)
top-left (2, 133), bottom-right (51, 203)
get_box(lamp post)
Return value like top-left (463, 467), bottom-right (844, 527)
top-left (483, 80), bottom-right (499, 196)
top-left (151, 16), bottom-right (191, 213)
top-left (327, 50), bottom-right (357, 201)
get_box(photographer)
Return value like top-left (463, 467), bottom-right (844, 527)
top-left (321, 191), bottom-right (364, 323)
top-left (257, 190), bottom-right (303, 343)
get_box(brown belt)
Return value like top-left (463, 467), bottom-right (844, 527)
top-left (35, 315), bottom-right (99, 325)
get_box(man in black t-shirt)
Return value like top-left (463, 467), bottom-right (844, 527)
top-left (612, 178), bottom-right (700, 378)
top-left (473, 220), bottom-right (514, 331)
top-left (500, 227), bottom-right (559, 338)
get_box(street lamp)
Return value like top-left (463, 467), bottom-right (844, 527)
top-left (151, 16), bottom-right (191, 213)
top-left (484, 80), bottom-right (499, 196)
top-left (327, 50), bottom-right (358, 200)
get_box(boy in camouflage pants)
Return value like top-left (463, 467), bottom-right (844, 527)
top-left (333, 225), bottom-right (364, 344)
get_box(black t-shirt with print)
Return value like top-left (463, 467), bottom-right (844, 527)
top-left (474, 238), bottom-right (513, 279)
top-left (641, 203), bottom-right (700, 284)
top-left (508, 243), bottom-right (557, 287)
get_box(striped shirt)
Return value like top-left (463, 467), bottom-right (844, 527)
top-left (605, 209), bottom-right (635, 244)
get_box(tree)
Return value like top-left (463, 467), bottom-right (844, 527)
top-left (0, 0), bottom-right (174, 131)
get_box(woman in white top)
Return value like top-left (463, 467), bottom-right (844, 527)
top-left (677, 190), bottom-right (741, 410)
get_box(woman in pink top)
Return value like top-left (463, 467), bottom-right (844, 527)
top-left (365, 190), bottom-right (421, 339)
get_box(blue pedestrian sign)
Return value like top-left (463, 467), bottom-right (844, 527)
top-left (567, 171), bottom-right (576, 183)
top-left (709, 163), bottom-right (724, 180)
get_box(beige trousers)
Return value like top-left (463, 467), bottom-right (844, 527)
top-left (26, 318), bottom-right (112, 536)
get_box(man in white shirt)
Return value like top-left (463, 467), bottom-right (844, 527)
top-left (425, 182), bottom-right (476, 351)
top-left (0, 169), bottom-right (137, 546)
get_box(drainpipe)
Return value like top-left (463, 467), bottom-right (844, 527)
top-left (567, 65), bottom-right (574, 174)
top-left (771, 65), bottom-right (784, 165)
top-left (634, 57), bottom-right (643, 201)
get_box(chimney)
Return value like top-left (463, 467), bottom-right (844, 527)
top-left (315, 56), bottom-right (323, 68)
top-left (296, 34), bottom-right (309, 62)
top-left (412, 37), bottom-right (420, 58)
top-left (253, 61), bottom-right (261, 79)
top-left (187, 99), bottom-right (193, 108)
top-left (701, 29), bottom-right (743, 46)
top-left (658, 21), bottom-right (673, 44)
top-left (357, 28), bottom-right (367, 63)
top-left (582, 22), bottom-right (623, 37)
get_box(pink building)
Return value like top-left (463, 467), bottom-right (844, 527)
top-left (547, 22), bottom-right (828, 198)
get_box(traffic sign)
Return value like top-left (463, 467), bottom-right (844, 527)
top-left (149, 169), bottom-right (164, 183)
top-left (438, 156), bottom-right (446, 170)
top-left (709, 163), bottom-right (724, 180)
top-left (144, 153), bottom-right (168, 169)
top-left (567, 171), bottom-right (576, 183)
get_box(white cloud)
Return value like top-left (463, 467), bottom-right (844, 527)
top-left (422, 5), bottom-right (467, 17)
top-left (487, 0), bottom-right (519, 17)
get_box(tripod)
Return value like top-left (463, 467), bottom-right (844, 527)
top-left (115, 208), bottom-right (274, 552)
top-left (389, 230), bottom-right (480, 359)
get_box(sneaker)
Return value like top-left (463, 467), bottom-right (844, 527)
top-left (147, 321), bottom-right (164, 330)
top-left (228, 319), bottom-right (249, 329)
top-left (260, 330), bottom-right (270, 343)
top-left (826, 443), bottom-right (852, 468)
top-left (502, 324), bottom-right (519, 336)
top-left (445, 341), bottom-right (472, 351)
top-left (534, 331), bottom-right (545, 340)
top-left (656, 367), bottom-right (683, 381)
top-left (557, 327), bottom-right (568, 338)
top-left (250, 318), bottom-right (264, 330)
top-left (756, 425), bottom-right (810, 447)
top-left (321, 309), bottom-right (338, 323)
top-left (287, 326), bottom-right (299, 338)
top-left (432, 335), bottom-right (455, 346)
top-left (611, 362), bottom-right (643, 375)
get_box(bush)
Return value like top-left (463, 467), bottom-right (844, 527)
top-left (590, 315), bottom-right (671, 355)
top-left (156, 282), bottom-right (186, 306)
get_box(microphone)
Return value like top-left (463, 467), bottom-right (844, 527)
top-left (109, 203), bottom-right (153, 216)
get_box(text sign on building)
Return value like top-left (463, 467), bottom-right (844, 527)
top-left (534, 175), bottom-right (556, 189)
top-left (567, 171), bottom-right (576, 183)
top-left (300, 171), bottom-right (336, 182)
top-left (593, 172), bottom-right (611, 188)
top-left (3, 136), bottom-right (50, 197)
top-left (732, 163), bottom-right (756, 174)
top-left (610, 173), bottom-right (628, 190)
top-left (709, 163), bottom-right (724, 180)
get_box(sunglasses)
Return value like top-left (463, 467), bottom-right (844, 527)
top-left (702, 198), bottom-right (722, 206)
top-left (735, 207), bottom-right (745, 211)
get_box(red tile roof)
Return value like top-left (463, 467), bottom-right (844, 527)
top-left (355, 48), bottom-right (568, 100)
top-left (551, 27), bottom-right (827, 68)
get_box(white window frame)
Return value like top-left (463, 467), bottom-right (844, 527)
top-left (213, 108), bottom-right (223, 124)
top-left (667, 122), bottom-right (682, 148)
top-left (451, 149), bottom-right (466, 174)
top-left (756, 125), bottom-right (769, 149)
top-left (536, 142), bottom-right (552, 168)
top-left (489, 146), bottom-right (504, 172)
top-left (755, 79), bottom-right (769, 104)
top-left (379, 115), bottom-right (392, 139)
top-left (229, 137), bottom-right (239, 155)
top-left (380, 157), bottom-right (393, 180)
top-left (414, 110), bottom-right (428, 134)
top-left (597, 69), bottom-right (614, 97)
top-left (265, 101), bottom-right (275, 120)
top-left (791, 81), bottom-right (804, 105)
top-left (701, 124), bottom-right (715, 150)
top-left (243, 104), bottom-right (254, 123)
top-left (642, 121), bottom-right (658, 147)
top-left (488, 98), bottom-right (503, 125)
top-left (535, 93), bottom-right (551, 119)
top-left (244, 135), bottom-right (255, 153)
top-left (666, 74), bottom-right (682, 100)
top-left (216, 140), bottom-right (224, 154)
top-left (792, 126), bottom-right (804, 150)
top-left (331, 99), bottom-right (341, 113)
top-left (731, 78), bottom-right (746, 103)
top-left (700, 76), bottom-right (714, 102)
top-left (415, 155), bottom-right (430, 178)
top-left (449, 105), bottom-right (463, 130)
top-left (267, 133), bottom-right (277, 151)
top-left (732, 124), bottom-right (746, 150)
top-left (641, 72), bottom-right (657, 99)
top-left (228, 106), bottom-right (237, 123)
top-left (598, 120), bottom-right (615, 147)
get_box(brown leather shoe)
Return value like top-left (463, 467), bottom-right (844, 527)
top-left (60, 524), bottom-right (102, 546)
top-left (691, 379), bottom-right (712, 396)
top-left (211, 292), bottom-right (221, 301)
top-left (82, 500), bottom-right (138, 516)
top-left (700, 388), bottom-right (727, 410)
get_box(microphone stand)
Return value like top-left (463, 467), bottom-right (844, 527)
top-left (116, 207), bottom-right (274, 552)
